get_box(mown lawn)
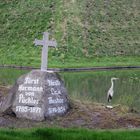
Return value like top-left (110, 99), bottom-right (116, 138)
top-left (0, 128), bottom-right (140, 140)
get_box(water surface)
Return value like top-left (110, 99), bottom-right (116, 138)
top-left (60, 70), bottom-right (140, 111)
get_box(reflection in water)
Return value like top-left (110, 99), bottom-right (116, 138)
top-left (0, 68), bottom-right (140, 111)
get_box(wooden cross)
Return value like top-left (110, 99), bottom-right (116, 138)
top-left (34, 32), bottom-right (57, 71)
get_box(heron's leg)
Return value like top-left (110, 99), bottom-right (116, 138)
top-left (108, 95), bottom-right (112, 102)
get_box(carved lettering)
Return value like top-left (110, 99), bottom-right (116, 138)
top-left (16, 106), bottom-right (28, 113)
top-left (30, 107), bottom-right (41, 113)
top-left (48, 106), bottom-right (66, 114)
top-left (16, 106), bottom-right (41, 113)
top-left (19, 94), bottom-right (39, 105)
top-left (48, 97), bottom-right (64, 104)
top-left (24, 77), bottom-right (39, 84)
top-left (18, 85), bottom-right (43, 92)
top-left (25, 92), bottom-right (34, 96)
top-left (47, 80), bottom-right (60, 86)
top-left (50, 88), bottom-right (61, 95)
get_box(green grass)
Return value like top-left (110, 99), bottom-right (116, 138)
top-left (48, 56), bottom-right (140, 68)
top-left (0, 56), bottom-right (140, 68)
top-left (0, 128), bottom-right (140, 140)
top-left (0, 0), bottom-right (140, 67)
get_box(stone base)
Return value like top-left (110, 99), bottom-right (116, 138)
top-left (1, 70), bottom-right (70, 121)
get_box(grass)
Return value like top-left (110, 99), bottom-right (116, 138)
top-left (0, 0), bottom-right (140, 67)
top-left (0, 128), bottom-right (140, 140)
top-left (0, 56), bottom-right (140, 68)
top-left (48, 56), bottom-right (140, 68)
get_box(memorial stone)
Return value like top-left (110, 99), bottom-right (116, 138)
top-left (11, 70), bottom-right (69, 121)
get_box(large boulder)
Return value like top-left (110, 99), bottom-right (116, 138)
top-left (1, 70), bottom-right (70, 121)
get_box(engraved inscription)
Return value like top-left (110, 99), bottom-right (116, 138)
top-left (16, 78), bottom-right (42, 114)
top-left (24, 77), bottom-right (39, 84)
top-left (48, 106), bottom-right (66, 114)
top-left (48, 97), bottom-right (64, 104)
top-left (50, 88), bottom-right (61, 95)
top-left (19, 94), bottom-right (39, 105)
top-left (18, 85), bottom-right (43, 92)
top-left (47, 80), bottom-right (60, 86)
top-left (16, 106), bottom-right (41, 113)
top-left (46, 78), bottom-right (67, 115)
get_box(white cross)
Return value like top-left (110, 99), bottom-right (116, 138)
top-left (34, 32), bottom-right (57, 71)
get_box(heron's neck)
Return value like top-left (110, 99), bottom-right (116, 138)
top-left (111, 80), bottom-right (114, 89)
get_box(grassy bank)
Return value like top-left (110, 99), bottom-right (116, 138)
top-left (0, 0), bottom-right (140, 67)
top-left (48, 56), bottom-right (140, 68)
top-left (0, 128), bottom-right (140, 140)
top-left (0, 56), bottom-right (140, 68)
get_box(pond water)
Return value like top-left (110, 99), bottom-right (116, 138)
top-left (61, 70), bottom-right (140, 111)
top-left (0, 68), bottom-right (140, 111)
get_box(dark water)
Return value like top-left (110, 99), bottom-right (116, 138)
top-left (0, 68), bottom-right (140, 111)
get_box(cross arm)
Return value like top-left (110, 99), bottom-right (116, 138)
top-left (34, 39), bottom-right (44, 46)
top-left (48, 40), bottom-right (57, 48)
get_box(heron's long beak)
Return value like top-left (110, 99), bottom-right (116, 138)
top-left (112, 77), bottom-right (119, 80)
top-left (115, 78), bottom-right (119, 80)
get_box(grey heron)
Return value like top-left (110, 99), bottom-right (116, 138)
top-left (107, 77), bottom-right (119, 103)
